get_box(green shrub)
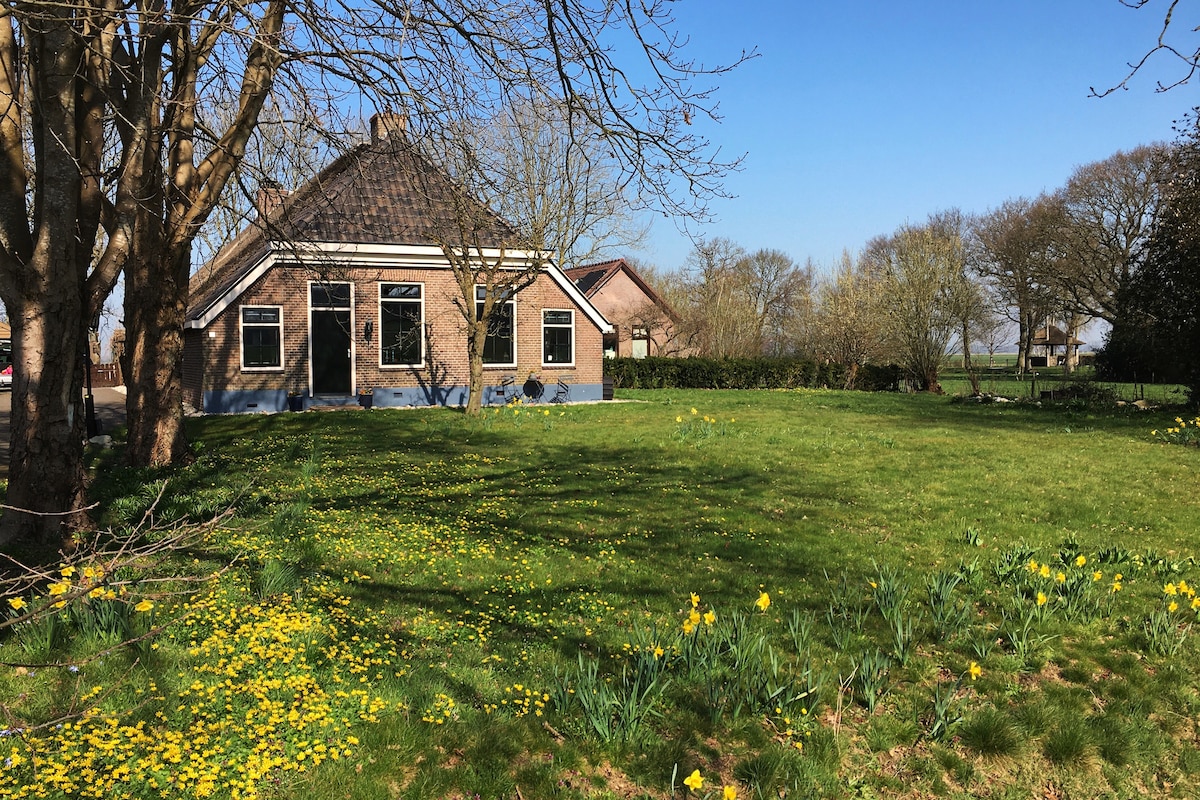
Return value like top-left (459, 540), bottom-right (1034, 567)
top-left (604, 356), bottom-right (901, 392)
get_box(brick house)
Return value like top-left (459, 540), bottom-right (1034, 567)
top-left (564, 259), bottom-right (689, 358)
top-left (183, 116), bottom-right (612, 413)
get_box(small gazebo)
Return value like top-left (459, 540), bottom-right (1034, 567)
top-left (1029, 325), bottom-right (1085, 368)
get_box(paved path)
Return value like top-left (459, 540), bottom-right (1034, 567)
top-left (0, 387), bottom-right (128, 477)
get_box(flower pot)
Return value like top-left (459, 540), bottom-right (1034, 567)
top-left (358, 394), bottom-right (374, 409)
top-left (287, 395), bottom-right (304, 412)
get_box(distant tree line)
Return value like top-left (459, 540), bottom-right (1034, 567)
top-left (646, 134), bottom-right (1200, 401)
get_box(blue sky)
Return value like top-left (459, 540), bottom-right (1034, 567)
top-left (632, 1), bottom-right (1195, 273)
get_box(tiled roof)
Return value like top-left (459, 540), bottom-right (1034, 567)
top-left (188, 133), bottom-right (517, 321)
top-left (563, 260), bottom-right (622, 295)
top-left (564, 258), bottom-right (679, 322)
top-left (1030, 325), bottom-right (1085, 347)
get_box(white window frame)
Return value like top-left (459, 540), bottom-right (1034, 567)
top-left (378, 282), bottom-right (425, 369)
top-left (475, 285), bottom-right (517, 368)
top-left (239, 304), bottom-right (284, 371)
top-left (541, 308), bottom-right (575, 367)
top-left (631, 325), bottom-right (650, 359)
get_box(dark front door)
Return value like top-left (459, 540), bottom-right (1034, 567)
top-left (311, 281), bottom-right (353, 395)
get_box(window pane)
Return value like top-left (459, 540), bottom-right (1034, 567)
top-left (543, 326), bottom-right (572, 364)
top-left (243, 327), bottom-right (281, 367)
top-left (311, 283), bottom-right (351, 308)
top-left (242, 307), bottom-right (279, 324)
top-left (481, 302), bottom-right (514, 364)
top-left (543, 310), bottom-right (571, 326)
top-left (381, 301), bottom-right (422, 365)
top-left (383, 283), bottom-right (421, 299)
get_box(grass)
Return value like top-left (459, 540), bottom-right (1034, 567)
top-left (2, 388), bottom-right (1199, 799)
top-left (938, 360), bottom-right (1190, 404)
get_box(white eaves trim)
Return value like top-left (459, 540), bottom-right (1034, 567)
top-left (186, 241), bottom-right (614, 334)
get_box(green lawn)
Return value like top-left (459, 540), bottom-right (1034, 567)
top-left (3, 390), bottom-right (1199, 799)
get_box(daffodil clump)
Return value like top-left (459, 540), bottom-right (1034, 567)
top-left (673, 408), bottom-right (736, 444)
top-left (1150, 415), bottom-right (1200, 447)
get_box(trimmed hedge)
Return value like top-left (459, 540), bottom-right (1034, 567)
top-left (605, 357), bottom-right (902, 392)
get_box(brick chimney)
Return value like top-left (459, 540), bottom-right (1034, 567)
top-left (255, 181), bottom-right (289, 219)
top-left (370, 111), bottom-right (407, 142)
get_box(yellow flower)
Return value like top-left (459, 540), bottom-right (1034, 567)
top-left (682, 619), bottom-right (695, 634)
top-left (7, 597), bottom-right (25, 611)
top-left (1191, 597), bottom-right (1200, 610)
top-left (1055, 572), bottom-right (1065, 583)
top-left (969, 662), bottom-right (982, 681)
top-left (48, 581), bottom-right (70, 597)
top-left (683, 770), bottom-right (704, 791)
top-left (1036, 591), bottom-right (1047, 607)
top-left (703, 610), bottom-right (716, 626)
top-left (723, 785), bottom-right (739, 800)
top-left (1112, 581), bottom-right (1122, 593)
top-left (690, 408), bottom-right (698, 415)
top-left (60, 565), bottom-right (76, 578)
top-left (1164, 583), bottom-right (1178, 596)
top-left (1093, 571), bottom-right (1103, 582)
top-left (134, 599), bottom-right (155, 613)
top-left (1168, 601), bottom-right (1179, 613)
top-left (690, 592), bottom-right (700, 608)
top-left (688, 609), bottom-right (702, 626)
top-left (1075, 555), bottom-right (1087, 568)
top-left (755, 592), bottom-right (771, 612)
top-left (1028, 559), bottom-right (1039, 572)
top-left (653, 645), bottom-right (664, 659)
top-left (676, 416), bottom-right (683, 423)
top-left (1039, 564), bottom-right (1051, 578)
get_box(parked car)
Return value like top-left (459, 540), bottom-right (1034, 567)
top-left (0, 365), bottom-right (11, 389)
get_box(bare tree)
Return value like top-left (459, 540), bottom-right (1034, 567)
top-left (0, 0), bottom-right (751, 545)
top-left (461, 99), bottom-right (647, 268)
top-left (873, 223), bottom-right (973, 392)
top-left (811, 250), bottom-right (890, 388)
top-left (681, 238), bottom-right (752, 357)
top-left (1039, 146), bottom-right (1165, 325)
top-left (1095, 0), bottom-right (1200, 95)
top-left (970, 198), bottom-right (1060, 374)
top-left (733, 248), bottom-right (813, 356)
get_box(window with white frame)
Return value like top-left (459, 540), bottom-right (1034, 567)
top-left (542, 310), bottom-right (574, 365)
top-left (240, 306), bottom-right (283, 369)
top-left (379, 283), bottom-right (423, 366)
top-left (475, 286), bottom-right (515, 366)
top-left (631, 325), bottom-right (650, 359)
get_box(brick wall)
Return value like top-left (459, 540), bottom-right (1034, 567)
top-left (194, 264), bottom-right (604, 400)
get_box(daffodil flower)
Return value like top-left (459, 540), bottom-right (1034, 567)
top-left (755, 592), bottom-right (771, 612)
top-left (683, 769), bottom-right (704, 791)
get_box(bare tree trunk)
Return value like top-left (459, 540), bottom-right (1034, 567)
top-left (1, 301), bottom-right (91, 546)
top-left (124, 244), bottom-right (192, 467)
top-left (0, 16), bottom-right (97, 547)
top-left (463, 307), bottom-right (491, 416)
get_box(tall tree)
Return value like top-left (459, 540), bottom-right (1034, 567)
top-left (969, 198), bottom-right (1059, 373)
top-left (1039, 146), bottom-right (1165, 325)
top-left (872, 222), bottom-right (972, 392)
top-left (682, 238), bottom-right (752, 358)
top-left (459, 99), bottom-right (647, 269)
top-left (0, 0), bottom-right (751, 546)
top-left (732, 248), bottom-right (813, 356)
top-left (1098, 116), bottom-right (1200, 399)
top-left (811, 250), bottom-right (890, 388)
